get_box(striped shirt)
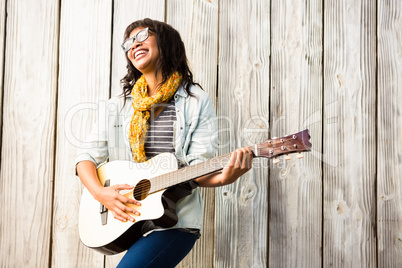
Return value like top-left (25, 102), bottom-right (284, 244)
top-left (144, 98), bottom-right (176, 159)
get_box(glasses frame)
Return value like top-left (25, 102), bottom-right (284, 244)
top-left (121, 27), bottom-right (155, 52)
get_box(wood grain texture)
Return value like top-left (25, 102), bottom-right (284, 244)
top-left (0, 0), bottom-right (59, 266)
top-left (323, 0), bottom-right (377, 266)
top-left (105, 2), bottom-right (165, 267)
top-left (110, 0), bottom-right (165, 97)
top-left (167, 1), bottom-right (219, 267)
top-left (377, 0), bottom-right (402, 266)
top-left (269, 0), bottom-right (323, 267)
top-left (216, 0), bottom-right (270, 267)
top-left (52, 0), bottom-right (112, 267)
top-left (0, 0), bottom-right (5, 140)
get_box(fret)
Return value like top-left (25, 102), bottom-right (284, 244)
top-left (149, 153), bottom-right (232, 194)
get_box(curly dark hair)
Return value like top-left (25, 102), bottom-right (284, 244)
top-left (120, 18), bottom-right (201, 100)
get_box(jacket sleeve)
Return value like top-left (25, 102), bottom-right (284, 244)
top-left (185, 92), bottom-right (218, 165)
top-left (73, 104), bottom-right (109, 173)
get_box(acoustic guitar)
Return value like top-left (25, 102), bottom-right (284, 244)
top-left (79, 129), bottom-right (311, 255)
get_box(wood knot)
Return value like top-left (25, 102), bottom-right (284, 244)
top-left (333, 200), bottom-right (349, 216)
top-left (222, 191), bottom-right (232, 199)
top-left (233, 87), bottom-right (244, 101)
top-left (56, 215), bottom-right (69, 230)
top-left (240, 185), bottom-right (257, 202)
top-left (336, 204), bottom-right (344, 214)
top-left (380, 194), bottom-right (394, 201)
top-left (253, 61), bottom-right (262, 69)
top-left (336, 74), bottom-right (343, 87)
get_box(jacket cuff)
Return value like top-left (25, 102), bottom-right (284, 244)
top-left (74, 154), bottom-right (97, 176)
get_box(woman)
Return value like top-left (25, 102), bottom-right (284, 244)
top-left (75, 18), bottom-right (253, 267)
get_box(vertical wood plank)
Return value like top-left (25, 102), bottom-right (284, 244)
top-left (269, 0), bottom-right (323, 267)
top-left (0, 0), bottom-right (5, 138)
top-left (377, 0), bottom-right (402, 266)
top-left (110, 0), bottom-right (165, 97)
top-left (166, 1), bottom-right (219, 267)
top-left (216, 0), bottom-right (270, 267)
top-left (52, 0), bottom-right (112, 267)
top-left (323, 0), bottom-right (377, 266)
top-left (0, 0), bottom-right (59, 266)
top-left (106, 1), bottom-right (165, 266)
top-left (166, 1), bottom-right (193, 55)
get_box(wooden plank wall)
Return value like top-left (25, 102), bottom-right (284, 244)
top-left (0, 0), bottom-right (4, 137)
top-left (0, 0), bottom-right (59, 267)
top-left (216, 1), bottom-right (270, 267)
top-left (377, 0), bottom-right (402, 267)
top-left (53, 1), bottom-right (112, 267)
top-left (0, 0), bottom-right (401, 267)
top-left (323, 0), bottom-right (377, 267)
top-left (269, 0), bottom-right (322, 267)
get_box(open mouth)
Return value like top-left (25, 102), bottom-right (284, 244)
top-left (134, 49), bottom-right (148, 59)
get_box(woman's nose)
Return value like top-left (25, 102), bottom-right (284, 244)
top-left (132, 40), bottom-right (142, 50)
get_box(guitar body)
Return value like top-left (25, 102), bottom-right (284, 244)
top-left (78, 153), bottom-right (196, 255)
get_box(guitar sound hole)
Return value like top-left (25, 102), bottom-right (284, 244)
top-left (133, 179), bottom-right (151, 201)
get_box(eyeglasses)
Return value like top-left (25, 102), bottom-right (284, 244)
top-left (121, 27), bottom-right (154, 52)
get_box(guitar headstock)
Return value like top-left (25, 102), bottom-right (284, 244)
top-left (253, 129), bottom-right (311, 160)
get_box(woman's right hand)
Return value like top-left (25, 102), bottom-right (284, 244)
top-left (94, 184), bottom-right (142, 222)
top-left (76, 161), bottom-right (142, 223)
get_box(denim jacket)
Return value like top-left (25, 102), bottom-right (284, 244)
top-left (75, 84), bottom-right (218, 231)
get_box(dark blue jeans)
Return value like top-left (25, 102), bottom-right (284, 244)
top-left (117, 229), bottom-right (199, 268)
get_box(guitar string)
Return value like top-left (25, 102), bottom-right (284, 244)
top-left (124, 142), bottom-right (304, 193)
top-left (121, 147), bottom-right (257, 194)
top-left (147, 153), bottom-right (232, 193)
top-left (119, 151), bottom-right (235, 194)
top-left (142, 140), bottom-right (296, 192)
top-left (118, 153), bottom-right (233, 194)
top-left (123, 138), bottom-right (303, 192)
top-left (124, 142), bottom-right (302, 194)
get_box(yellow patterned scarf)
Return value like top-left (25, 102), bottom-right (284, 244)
top-left (129, 71), bottom-right (182, 162)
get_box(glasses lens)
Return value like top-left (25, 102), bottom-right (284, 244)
top-left (122, 39), bottom-right (134, 52)
top-left (121, 28), bottom-right (150, 52)
top-left (136, 28), bottom-right (149, 42)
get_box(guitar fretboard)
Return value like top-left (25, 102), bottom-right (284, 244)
top-left (149, 146), bottom-right (257, 193)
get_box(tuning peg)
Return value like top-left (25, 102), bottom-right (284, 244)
top-left (284, 155), bottom-right (291, 161)
top-left (297, 153), bottom-right (304, 159)
top-left (273, 158), bottom-right (280, 164)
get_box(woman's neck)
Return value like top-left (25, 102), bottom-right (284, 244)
top-left (143, 72), bottom-right (162, 97)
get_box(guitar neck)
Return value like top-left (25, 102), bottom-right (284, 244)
top-left (149, 146), bottom-right (257, 194)
top-left (148, 129), bottom-right (312, 193)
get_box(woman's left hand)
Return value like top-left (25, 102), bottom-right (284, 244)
top-left (194, 147), bottom-right (253, 187)
top-left (219, 147), bottom-right (254, 185)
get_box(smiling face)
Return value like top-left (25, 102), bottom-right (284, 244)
top-left (127, 27), bottom-right (160, 75)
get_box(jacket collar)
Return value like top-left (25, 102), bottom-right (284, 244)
top-left (125, 83), bottom-right (189, 98)
top-left (175, 85), bottom-right (188, 98)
